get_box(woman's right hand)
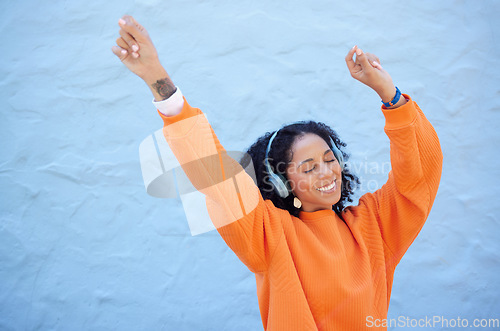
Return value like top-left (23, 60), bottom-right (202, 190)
top-left (111, 15), bottom-right (175, 100)
top-left (111, 15), bottom-right (164, 81)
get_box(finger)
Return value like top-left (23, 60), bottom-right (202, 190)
top-left (372, 61), bottom-right (383, 70)
top-left (368, 53), bottom-right (381, 67)
top-left (115, 38), bottom-right (139, 58)
top-left (119, 28), bottom-right (139, 53)
top-left (119, 15), bottom-right (149, 44)
top-left (111, 45), bottom-right (129, 61)
top-left (116, 37), bottom-right (129, 50)
top-left (355, 48), bottom-right (371, 69)
top-left (345, 45), bottom-right (358, 71)
top-left (365, 53), bottom-right (378, 68)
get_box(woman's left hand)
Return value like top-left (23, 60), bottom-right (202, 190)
top-left (345, 45), bottom-right (396, 102)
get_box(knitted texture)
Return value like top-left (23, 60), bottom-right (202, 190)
top-left (158, 95), bottom-right (443, 330)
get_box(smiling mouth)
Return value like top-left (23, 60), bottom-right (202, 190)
top-left (316, 180), bottom-right (336, 193)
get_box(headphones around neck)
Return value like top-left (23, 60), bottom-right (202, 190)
top-left (264, 129), bottom-right (344, 198)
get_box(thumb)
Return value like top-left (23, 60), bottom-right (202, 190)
top-left (355, 48), bottom-right (372, 69)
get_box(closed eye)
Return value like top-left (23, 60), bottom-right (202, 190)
top-left (304, 166), bottom-right (315, 174)
top-left (304, 159), bottom-right (336, 173)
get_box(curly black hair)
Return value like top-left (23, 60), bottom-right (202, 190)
top-left (240, 121), bottom-right (360, 218)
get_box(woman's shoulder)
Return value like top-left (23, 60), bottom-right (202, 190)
top-left (341, 192), bottom-right (379, 223)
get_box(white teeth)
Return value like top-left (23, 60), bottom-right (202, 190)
top-left (316, 181), bottom-right (335, 192)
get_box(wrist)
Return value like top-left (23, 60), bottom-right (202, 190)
top-left (377, 85), bottom-right (407, 109)
top-left (377, 85), bottom-right (397, 103)
top-left (144, 68), bottom-right (176, 102)
top-left (142, 65), bottom-right (169, 86)
top-left (149, 79), bottom-right (176, 102)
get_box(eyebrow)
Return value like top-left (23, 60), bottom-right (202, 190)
top-left (296, 149), bottom-right (333, 169)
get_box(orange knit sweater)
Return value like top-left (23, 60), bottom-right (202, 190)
top-left (158, 94), bottom-right (442, 330)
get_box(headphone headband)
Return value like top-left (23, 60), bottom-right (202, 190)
top-left (265, 129), bottom-right (280, 160)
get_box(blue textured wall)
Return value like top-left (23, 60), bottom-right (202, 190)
top-left (1, 0), bottom-right (499, 330)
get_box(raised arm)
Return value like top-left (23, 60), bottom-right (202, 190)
top-left (111, 15), bottom-right (285, 273)
top-left (344, 46), bottom-right (443, 265)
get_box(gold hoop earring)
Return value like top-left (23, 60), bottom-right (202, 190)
top-left (293, 196), bottom-right (302, 209)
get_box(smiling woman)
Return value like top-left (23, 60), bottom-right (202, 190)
top-left (112, 14), bottom-right (443, 331)
top-left (286, 133), bottom-right (344, 212)
top-left (243, 121), bottom-right (359, 218)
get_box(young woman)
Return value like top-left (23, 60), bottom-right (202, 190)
top-left (112, 15), bottom-right (443, 330)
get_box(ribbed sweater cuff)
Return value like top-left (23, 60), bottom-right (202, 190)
top-left (157, 97), bottom-right (201, 124)
top-left (381, 94), bottom-right (418, 130)
top-left (157, 97), bottom-right (203, 137)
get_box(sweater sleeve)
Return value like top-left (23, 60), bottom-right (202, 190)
top-left (347, 94), bottom-right (443, 266)
top-left (157, 98), bottom-right (284, 273)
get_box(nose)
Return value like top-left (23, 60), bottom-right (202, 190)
top-left (317, 161), bottom-right (334, 178)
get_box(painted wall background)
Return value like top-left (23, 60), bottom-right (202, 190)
top-left (1, 0), bottom-right (499, 330)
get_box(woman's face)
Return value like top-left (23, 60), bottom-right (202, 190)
top-left (286, 133), bottom-right (342, 213)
